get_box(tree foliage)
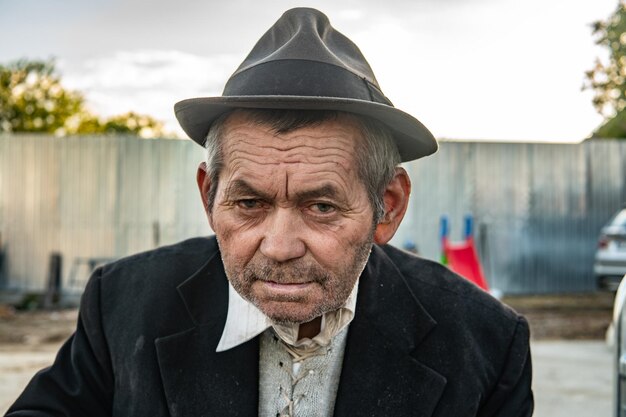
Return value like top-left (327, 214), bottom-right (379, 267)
top-left (0, 60), bottom-right (83, 133)
top-left (592, 107), bottom-right (626, 137)
top-left (584, 1), bottom-right (626, 118)
top-left (0, 59), bottom-right (167, 138)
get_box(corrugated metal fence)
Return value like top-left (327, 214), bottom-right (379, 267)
top-left (0, 134), bottom-right (208, 292)
top-left (395, 139), bottom-right (626, 293)
top-left (1, 134), bottom-right (625, 294)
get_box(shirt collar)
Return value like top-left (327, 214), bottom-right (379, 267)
top-left (216, 280), bottom-right (359, 352)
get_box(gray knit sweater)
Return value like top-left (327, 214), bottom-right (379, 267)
top-left (258, 327), bottom-right (349, 417)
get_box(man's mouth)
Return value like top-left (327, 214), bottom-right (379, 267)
top-left (260, 280), bottom-right (313, 294)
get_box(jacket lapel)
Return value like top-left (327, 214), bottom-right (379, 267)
top-left (153, 243), bottom-right (446, 416)
top-left (155, 251), bottom-right (259, 417)
top-left (333, 245), bottom-right (447, 417)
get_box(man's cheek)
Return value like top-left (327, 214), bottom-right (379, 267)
top-left (212, 212), bottom-right (239, 242)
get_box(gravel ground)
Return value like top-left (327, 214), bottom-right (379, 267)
top-left (0, 345), bottom-right (61, 413)
top-left (503, 291), bottom-right (615, 340)
top-left (0, 292), bottom-right (614, 345)
top-left (531, 340), bottom-right (613, 417)
top-left (0, 292), bottom-right (617, 414)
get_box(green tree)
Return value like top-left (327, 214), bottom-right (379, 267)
top-left (584, 1), bottom-right (626, 137)
top-left (99, 112), bottom-right (166, 138)
top-left (0, 59), bottom-right (168, 138)
top-left (585, 1), bottom-right (626, 115)
top-left (0, 60), bottom-right (84, 134)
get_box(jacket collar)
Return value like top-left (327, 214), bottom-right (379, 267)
top-left (333, 245), bottom-right (447, 416)
top-left (156, 241), bottom-right (446, 416)
top-left (176, 247), bottom-right (228, 326)
top-left (155, 247), bottom-right (259, 416)
top-left (357, 244), bottom-right (438, 350)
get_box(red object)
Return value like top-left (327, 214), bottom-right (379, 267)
top-left (443, 237), bottom-right (490, 291)
top-left (598, 236), bottom-right (609, 249)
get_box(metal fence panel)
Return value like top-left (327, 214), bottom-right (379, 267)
top-left (0, 134), bottom-right (209, 292)
top-left (1, 135), bottom-right (625, 294)
top-left (394, 139), bottom-right (626, 294)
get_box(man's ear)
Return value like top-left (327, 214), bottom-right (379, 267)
top-left (196, 162), bottom-right (214, 228)
top-left (373, 167), bottom-right (411, 245)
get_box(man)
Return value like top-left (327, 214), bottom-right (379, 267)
top-left (7, 8), bottom-right (533, 417)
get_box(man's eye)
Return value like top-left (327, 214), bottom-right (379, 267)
top-left (237, 199), bottom-right (261, 209)
top-left (311, 203), bottom-right (335, 214)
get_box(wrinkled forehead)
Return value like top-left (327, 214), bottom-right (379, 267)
top-left (218, 110), bottom-right (365, 166)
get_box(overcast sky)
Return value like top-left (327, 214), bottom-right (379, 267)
top-left (0, 0), bottom-right (618, 142)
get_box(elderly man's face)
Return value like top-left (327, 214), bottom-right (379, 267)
top-left (200, 112), bottom-right (375, 324)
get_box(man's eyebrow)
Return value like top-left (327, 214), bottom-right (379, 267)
top-left (295, 184), bottom-right (342, 202)
top-left (224, 179), bottom-right (273, 200)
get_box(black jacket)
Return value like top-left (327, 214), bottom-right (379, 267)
top-left (7, 236), bottom-right (533, 416)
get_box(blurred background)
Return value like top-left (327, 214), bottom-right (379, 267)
top-left (1, 0), bottom-right (626, 416)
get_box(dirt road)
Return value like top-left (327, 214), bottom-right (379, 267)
top-left (1, 339), bottom-right (614, 416)
top-left (0, 345), bottom-right (61, 413)
top-left (0, 292), bottom-right (617, 414)
top-left (532, 340), bottom-right (612, 417)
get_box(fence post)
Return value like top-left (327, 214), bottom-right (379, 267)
top-left (43, 252), bottom-right (62, 309)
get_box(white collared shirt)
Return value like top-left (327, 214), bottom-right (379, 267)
top-left (216, 281), bottom-right (359, 352)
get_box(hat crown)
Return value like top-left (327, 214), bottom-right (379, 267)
top-left (230, 8), bottom-right (382, 92)
top-left (174, 7), bottom-right (438, 162)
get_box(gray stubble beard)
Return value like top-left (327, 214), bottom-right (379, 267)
top-left (218, 234), bottom-right (374, 325)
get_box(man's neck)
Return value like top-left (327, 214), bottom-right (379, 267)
top-left (297, 316), bottom-right (322, 340)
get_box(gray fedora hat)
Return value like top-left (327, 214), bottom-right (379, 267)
top-left (174, 7), bottom-right (437, 162)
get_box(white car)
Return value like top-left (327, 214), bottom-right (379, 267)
top-left (595, 206), bottom-right (626, 290)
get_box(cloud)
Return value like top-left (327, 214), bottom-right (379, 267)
top-left (45, 0), bottom-right (614, 142)
top-left (62, 50), bottom-right (240, 135)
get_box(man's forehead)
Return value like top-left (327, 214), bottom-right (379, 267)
top-left (214, 111), bottom-right (365, 190)
top-left (215, 113), bottom-right (362, 171)
top-left (220, 110), bottom-right (364, 143)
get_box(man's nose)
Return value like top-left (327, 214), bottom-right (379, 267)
top-left (259, 208), bottom-right (306, 262)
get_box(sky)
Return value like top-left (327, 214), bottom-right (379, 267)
top-left (0, 0), bottom-right (619, 142)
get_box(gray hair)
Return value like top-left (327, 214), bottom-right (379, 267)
top-left (204, 109), bottom-right (400, 223)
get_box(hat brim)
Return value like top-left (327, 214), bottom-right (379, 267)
top-left (174, 95), bottom-right (437, 162)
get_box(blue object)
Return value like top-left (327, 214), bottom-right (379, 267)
top-left (440, 215), bottom-right (449, 242)
top-left (464, 215), bottom-right (474, 240)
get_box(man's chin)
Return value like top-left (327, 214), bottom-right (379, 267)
top-left (269, 316), bottom-right (309, 326)
top-left (257, 301), bottom-right (325, 325)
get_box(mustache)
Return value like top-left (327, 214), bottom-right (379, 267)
top-left (243, 259), bottom-right (331, 285)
